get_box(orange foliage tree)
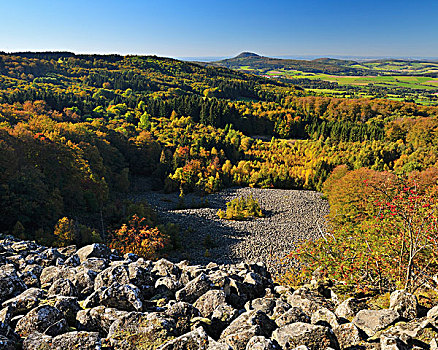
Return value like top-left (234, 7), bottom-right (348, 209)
top-left (109, 215), bottom-right (169, 260)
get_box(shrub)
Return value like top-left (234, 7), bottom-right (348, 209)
top-left (287, 167), bottom-right (438, 294)
top-left (217, 195), bottom-right (264, 220)
top-left (53, 217), bottom-right (102, 247)
top-left (109, 214), bottom-right (169, 260)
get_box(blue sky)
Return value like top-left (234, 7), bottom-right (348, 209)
top-left (1, 0), bottom-right (437, 58)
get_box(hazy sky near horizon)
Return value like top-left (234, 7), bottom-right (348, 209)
top-left (1, 0), bottom-right (437, 58)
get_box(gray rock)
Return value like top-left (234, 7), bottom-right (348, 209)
top-left (176, 273), bottom-right (212, 303)
top-left (155, 276), bottom-right (183, 294)
top-left (194, 290), bottom-right (227, 318)
top-left (334, 323), bottom-right (362, 349)
top-left (286, 287), bottom-right (334, 317)
top-left (246, 335), bottom-right (277, 350)
top-left (76, 306), bottom-right (129, 335)
top-left (243, 272), bottom-right (265, 299)
top-left (22, 331), bottom-right (52, 350)
top-left (380, 334), bottom-right (404, 350)
top-left (272, 300), bottom-right (292, 320)
top-left (157, 326), bottom-right (218, 350)
top-left (245, 298), bottom-right (276, 316)
top-left (76, 243), bottom-right (112, 263)
top-left (71, 266), bottom-right (97, 298)
top-left (165, 301), bottom-right (201, 334)
top-left (82, 257), bottom-right (109, 273)
top-left (39, 266), bottom-right (62, 288)
top-left (0, 306), bottom-right (15, 339)
top-left (107, 311), bottom-right (177, 349)
top-left (275, 307), bottom-right (309, 327)
top-left (272, 322), bottom-right (336, 350)
top-left (64, 254), bottom-right (81, 267)
top-left (99, 282), bottom-right (143, 312)
top-left (335, 297), bottom-right (366, 320)
top-left (2, 288), bottom-right (46, 315)
top-left (311, 307), bottom-right (340, 329)
top-left (20, 264), bottom-right (43, 288)
top-left (0, 334), bottom-right (16, 350)
top-left (390, 290), bottom-right (418, 320)
top-left (0, 264), bottom-right (27, 304)
top-left (152, 258), bottom-right (180, 277)
top-left (51, 331), bottom-right (101, 350)
top-left (48, 278), bottom-right (77, 297)
top-left (15, 305), bottom-right (67, 337)
top-left (353, 309), bottom-right (400, 337)
top-left (209, 303), bottom-right (239, 339)
top-left (53, 296), bottom-right (80, 326)
top-left (221, 310), bottom-right (277, 350)
top-left (94, 265), bottom-right (130, 290)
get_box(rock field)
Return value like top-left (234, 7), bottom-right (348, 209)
top-left (130, 184), bottom-right (330, 271)
top-left (1, 238), bottom-right (437, 349)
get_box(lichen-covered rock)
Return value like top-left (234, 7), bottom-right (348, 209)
top-left (0, 264), bottom-right (27, 304)
top-left (272, 322), bottom-right (336, 350)
top-left (194, 290), bottom-right (227, 318)
top-left (335, 297), bottom-right (366, 320)
top-left (221, 310), bottom-right (277, 350)
top-left (156, 326), bottom-right (219, 350)
top-left (0, 306), bottom-right (16, 341)
top-left (94, 265), bottom-right (130, 290)
top-left (81, 257), bottom-right (109, 273)
top-left (380, 334), bottom-right (404, 350)
top-left (107, 311), bottom-right (177, 350)
top-left (152, 259), bottom-right (180, 278)
top-left (243, 272), bottom-right (265, 299)
top-left (155, 276), bottom-right (183, 295)
top-left (53, 296), bottom-right (81, 326)
top-left (22, 331), bottom-right (52, 350)
top-left (99, 282), bottom-right (143, 311)
top-left (51, 331), bottom-right (102, 350)
top-left (389, 290), bottom-right (418, 320)
top-left (353, 309), bottom-right (400, 337)
top-left (176, 273), bottom-right (212, 304)
top-left (311, 307), bottom-right (340, 329)
top-left (286, 287), bottom-right (334, 317)
top-left (76, 243), bottom-right (112, 263)
top-left (382, 317), bottom-right (432, 345)
top-left (209, 303), bottom-right (239, 339)
top-left (334, 323), bottom-right (362, 349)
top-left (15, 305), bottom-right (67, 337)
top-left (64, 254), bottom-right (81, 267)
top-left (48, 278), bottom-right (77, 297)
top-left (275, 307), bottom-right (309, 327)
top-left (20, 264), bottom-right (43, 288)
top-left (272, 300), bottom-right (292, 320)
top-left (165, 301), bottom-right (201, 334)
top-left (71, 266), bottom-right (97, 298)
top-left (245, 298), bottom-right (276, 316)
top-left (39, 266), bottom-right (63, 288)
top-left (246, 335), bottom-right (277, 350)
top-left (2, 288), bottom-right (46, 315)
top-left (76, 306), bottom-right (129, 335)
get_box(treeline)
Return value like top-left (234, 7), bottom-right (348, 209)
top-left (1, 53), bottom-right (438, 246)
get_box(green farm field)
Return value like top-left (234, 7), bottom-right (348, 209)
top-left (268, 69), bottom-right (438, 90)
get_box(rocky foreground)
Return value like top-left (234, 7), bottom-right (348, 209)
top-left (1, 237), bottom-right (438, 349)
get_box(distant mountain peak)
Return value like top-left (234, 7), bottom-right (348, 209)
top-left (235, 52), bottom-right (261, 59)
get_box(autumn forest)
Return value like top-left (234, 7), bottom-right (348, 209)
top-left (1, 52), bottom-right (438, 252)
